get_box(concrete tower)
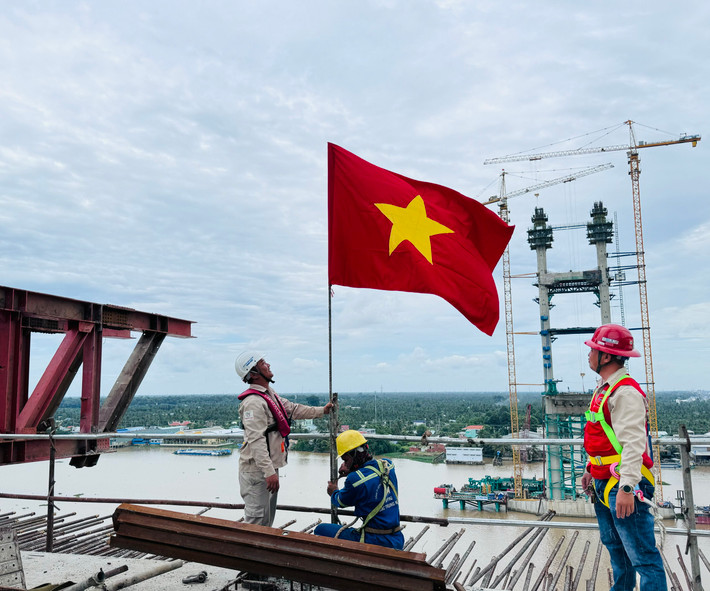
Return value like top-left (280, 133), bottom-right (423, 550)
top-left (527, 202), bottom-right (615, 501)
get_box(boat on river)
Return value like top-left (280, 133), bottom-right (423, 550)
top-left (173, 448), bottom-right (232, 456)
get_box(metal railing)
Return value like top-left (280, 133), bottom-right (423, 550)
top-left (1, 427), bottom-right (707, 589)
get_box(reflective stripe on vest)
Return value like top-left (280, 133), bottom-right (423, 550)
top-left (584, 374), bottom-right (629, 454)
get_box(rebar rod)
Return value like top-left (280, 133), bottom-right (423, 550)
top-left (444, 553), bottom-right (461, 583)
top-left (570, 540), bottom-right (590, 591)
top-left (52, 515), bottom-right (108, 534)
top-left (427, 530), bottom-right (460, 565)
top-left (699, 548), bottom-right (710, 575)
top-left (17, 512), bottom-right (78, 540)
top-left (481, 561), bottom-right (497, 588)
top-left (660, 548), bottom-right (681, 591)
top-left (586, 539), bottom-right (602, 591)
top-left (69, 534), bottom-right (113, 555)
top-left (492, 525), bottom-right (548, 587)
top-left (522, 563), bottom-right (535, 591)
top-left (403, 525), bottom-right (430, 552)
top-left (502, 569), bottom-right (513, 589)
top-left (463, 559), bottom-right (478, 587)
top-left (1, 512), bottom-right (36, 524)
top-left (469, 511), bottom-right (554, 586)
top-left (433, 528), bottom-right (465, 569)
top-left (298, 520), bottom-right (322, 533)
top-left (506, 525), bottom-right (550, 590)
top-left (564, 565), bottom-right (573, 591)
top-left (52, 525), bottom-right (114, 551)
top-left (677, 544), bottom-right (693, 591)
top-left (529, 535), bottom-right (566, 591)
top-left (449, 539), bottom-right (476, 585)
top-left (21, 516), bottom-right (106, 545)
top-left (549, 531), bottom-right (579, 591)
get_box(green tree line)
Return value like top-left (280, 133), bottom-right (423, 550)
top-left (55, 390), bottom-right (709, 439)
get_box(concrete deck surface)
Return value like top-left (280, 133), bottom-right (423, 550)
top-left (21, 551), bottom-right (240, 591)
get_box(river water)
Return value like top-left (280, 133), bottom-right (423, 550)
top-left (2, 448), bottom-right (709, 588)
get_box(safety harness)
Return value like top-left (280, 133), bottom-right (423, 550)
top-left (335, 459), bottom-right (402, 542)
top-left (238, 388), bottom-right (292, 454)
top-left (584, 374), bottom-right (655, 508)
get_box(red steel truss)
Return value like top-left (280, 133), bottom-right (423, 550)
top-left (0, 286), bottom-right (193, 467)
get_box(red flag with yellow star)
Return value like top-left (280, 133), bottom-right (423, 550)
top-left (328, 143), bottom-right (514, 335)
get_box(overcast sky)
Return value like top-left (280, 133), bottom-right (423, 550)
top-left (1, 1), bottom-right (708, 397)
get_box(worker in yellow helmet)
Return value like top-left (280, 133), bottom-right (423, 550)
top-left (314, 430), bottom-right (403, 549)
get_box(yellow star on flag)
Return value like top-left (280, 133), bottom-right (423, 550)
top-left (375, 195), bottom-right (454, 264)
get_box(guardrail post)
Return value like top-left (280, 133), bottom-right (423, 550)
top-left (679, 424), bottom-right (703, 591)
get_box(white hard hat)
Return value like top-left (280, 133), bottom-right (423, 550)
top-left (235, 351), bottom-right (264, 382)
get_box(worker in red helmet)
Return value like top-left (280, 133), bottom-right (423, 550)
top-left (581, 324), bottom-right (666, 591)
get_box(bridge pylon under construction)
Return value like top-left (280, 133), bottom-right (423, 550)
top-left (527, 201), bottom-right (615, 501)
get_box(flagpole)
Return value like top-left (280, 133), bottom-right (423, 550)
top-left (328, 284), bottom-right (338, 524)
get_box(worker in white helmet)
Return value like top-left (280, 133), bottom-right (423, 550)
top-left (235, 351), bottom-right (333, 527)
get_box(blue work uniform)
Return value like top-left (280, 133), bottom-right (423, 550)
top-left (314, 458), bottom-right (404, 550)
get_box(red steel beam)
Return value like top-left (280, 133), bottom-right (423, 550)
top-left (111, 504), bottom-right (446, 591)
top-left (15, 327), bottom-right (88, 433)
top-left (0, 286), bottom-right (194, 467)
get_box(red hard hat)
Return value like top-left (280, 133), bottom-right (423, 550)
top-left (585, 324), bottom-right (640, 357)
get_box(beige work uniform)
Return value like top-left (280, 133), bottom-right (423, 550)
top-left (238, 384), bottom-right (326, 526)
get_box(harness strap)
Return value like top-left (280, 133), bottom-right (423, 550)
top-left (598, 464), bottom-right (656, 508)
top-left (584, 374), bottom-right (630, 454)
top-left (588, 453), bottom-right (621, 466)
top-left (364, 525), bottom-right (403, 535)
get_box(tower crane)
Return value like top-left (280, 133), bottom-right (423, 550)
top-left (483, 163), bottom-right (613, 498)
top-left (485, 120), bottom-right (701, 502)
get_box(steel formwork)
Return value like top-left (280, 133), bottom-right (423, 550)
top-left (111, 504), bottom-right (447, 591)
top-left (0, 286), bottom-right (193, 467)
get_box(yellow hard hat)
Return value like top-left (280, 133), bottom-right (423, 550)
top-left (336, 430), bottom-right (368, 457)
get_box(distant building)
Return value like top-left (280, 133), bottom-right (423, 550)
top-left (463, 425), bottom-right (484, 438)
top-left (445, 447), bottom-right (484, 465)
top-left (296, 418), bottom-right (318, 432)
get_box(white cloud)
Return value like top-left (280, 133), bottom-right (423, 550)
top-left (1, 1), bottom-right (708, 396)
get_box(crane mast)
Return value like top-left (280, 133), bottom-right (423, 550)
top-left (497, 172), bottom-right (522, 499)
top-left (485, 121), bottom-right (701, 502)
top-left (627, 123), bottom-right (661, 498)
